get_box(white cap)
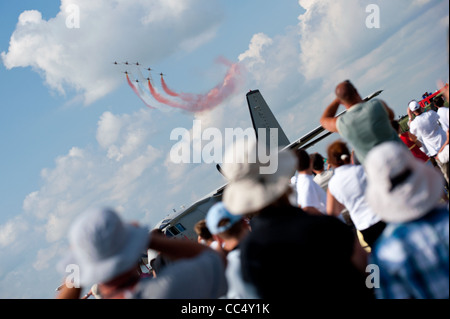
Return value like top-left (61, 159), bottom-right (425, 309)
top-left (408, 100), bottom-right (420, 112)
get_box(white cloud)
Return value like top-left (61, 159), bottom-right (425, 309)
top-left (1, 0), bottom-right (223, 104)
top-left (238, 33), bottom-right (273, 66)
top-left (0, 217), bottom-right (29, 248)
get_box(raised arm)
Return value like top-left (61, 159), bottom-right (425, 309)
top-left (148, 230), bottom-right (225, 263)
top-left (380, 100), bottom-right (395, 121)
top-left (320, 98), bottom-right (341, 133)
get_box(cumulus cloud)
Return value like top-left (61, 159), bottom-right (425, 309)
top-left (237, 0), bottom-right (449, 142)
top-left (1, 0), bottom-right (223, 104)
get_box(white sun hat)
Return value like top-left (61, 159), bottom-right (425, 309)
top-left (61, 207), bottom-right (150, 287)
top-left (365, 142), bottom-right (444, 223)
top-left (221, 138), bottom-right (297, 215)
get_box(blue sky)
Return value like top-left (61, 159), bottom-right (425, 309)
top-left (0, 0), bottom-right (448, 298)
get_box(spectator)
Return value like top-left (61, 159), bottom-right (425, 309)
top-left (408, 100), bottom-right (446, 157)
top-left (205, 202), bottom-right (259, 299)
top-left (320, 80), bottom-right (402, 165)
top-left (391, 120), bottom-right (429, 163)
top-left (365, 142), bottom-right (449, 299)
top-left (310, 152), bottom-right (334, 192)
top-left (194, 219), bottom-right (219, 248)
top-left (408, 100), bottom-right (447, 180)
top-left (220, 138), bottom-right (374, 300)
top-left (437, 129), bottom-right (449, 187)
top-left (434, 95), bottom-right (449, 132)
top-left (326, 140), bottom-right (386, 249)
top-left (56, 207), bottom-right (227, 299)
top-left (291, 148), bottom-right (327, 215)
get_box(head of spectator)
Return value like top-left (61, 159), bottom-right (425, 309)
top-left (310, 152), bottom-right (325, 174)
top-left (409, 100), bottom-right (422, 116)
top-left (434, 95), bottom-right (445, 108)
top-left (295, 148), bottom-right (312, 174)
top-left (206, 202), bottom-right (248, 252)
top-left (194, 219), bottom-right (215, 246)
top-left (365, 142), bottom-right (444, 223)
top-left (335, 80), bottom-right (363, 108)
top-left (327, 140), bottom-right (352, 169)
top-left (221, 138), bottom-right (297, 216)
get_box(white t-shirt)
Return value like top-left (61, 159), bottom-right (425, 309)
top-left (438, 144), bottom-right (449, 163)
top-left (410, 110), bottom-right (447, 156)
top-left (327, 165), bottom-right (381, 231)
top-left (224, 249), bottom-right (260, 299)
top-left (291, 173), bottom-right (327, 214)
top-left (437, 107), bottom-right (449, 132)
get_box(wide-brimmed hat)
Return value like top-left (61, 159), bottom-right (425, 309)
top-left (365, 142), bottom-right (444, 223)
top-left (221, 138), bottom-right (297, 215)
top-left (206, 202), bottom-right (242, 235)
top-left (60, 207), bottom-right (150, 287)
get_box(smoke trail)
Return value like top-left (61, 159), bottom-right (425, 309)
top-left (161, 75), bottom-right (180, 97)
top-left (158, 58), bottom-right (244, 113)
top-left (126, 73), bottom-right (155, 109)
top-left (147, 77), bottom-right (186, 110)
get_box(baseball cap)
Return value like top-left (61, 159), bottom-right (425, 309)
top-left (408, 100), bottom-right (420, 112)
top-left (206, 202), bottom-right (242, 235)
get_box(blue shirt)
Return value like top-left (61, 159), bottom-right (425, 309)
top-left (370, 206), bottom-right (449, 299)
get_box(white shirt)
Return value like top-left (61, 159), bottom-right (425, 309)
top-left (313, 169), bottom-right (334, 192)
top-left (291, 173), bottom-right (327, 214)
top-left (328, 165), bottom-right (381, 231)
top-left (437, 107), bottom-right (449, 132)
top-left (438, 144), bottom-right (449, 163)
top-left (224, 249), bottom-right (260, 299)
top-left (410, 110), bottom-right (447, 156)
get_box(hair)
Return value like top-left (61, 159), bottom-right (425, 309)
top-left (295, 148), bottom-right (310, 171)
top-left (310, 153), bottom-right (325, 171)
top-left (391, 120), bottom-right (400, 133)
top-left (194, 219), bottom-right (213, 241)
top-left (335, 80), bottom-right (359, 103)
top-left (327, 140), bottom-right (351, 167)
top-left (434, 95), bottom-right (445, 108)
top-left (217, 218), bottom-right (245, 240)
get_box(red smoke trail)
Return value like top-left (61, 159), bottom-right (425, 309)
top-left (126, 73), bottom-right (154, 109)
top-left (147, 78), bottom-right (186, 110)
top-left (161, 76), bottom-right (180, 97)
top-left (158, 57), bottom-right (244, 113)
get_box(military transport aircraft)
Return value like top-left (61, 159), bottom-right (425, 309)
top-left (152, 88), bottom-right (383, 242)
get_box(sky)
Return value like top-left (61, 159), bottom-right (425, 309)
top-left (0, 0), bottom-right (448, 299)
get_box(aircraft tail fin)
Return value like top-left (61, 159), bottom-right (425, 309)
top-left (246, 90), bottom-right (290, 149)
